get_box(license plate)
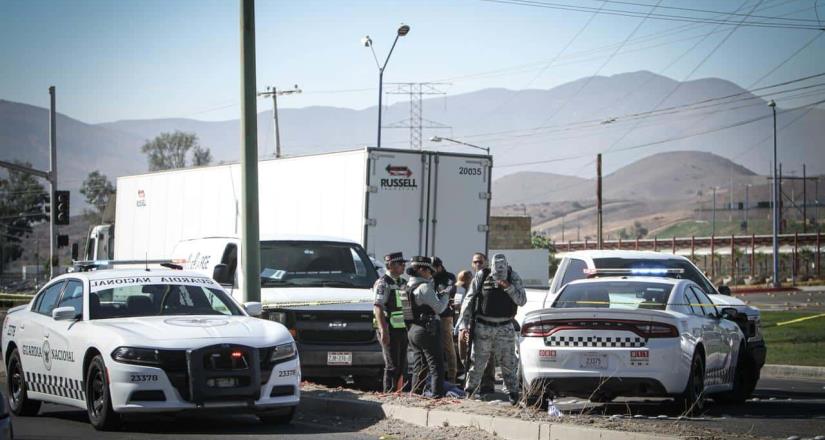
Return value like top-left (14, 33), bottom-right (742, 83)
top-left (580, 353), bottom-right (608, 370)
top-left (327, 352), bottom-right (352, 365)
top-left (209, 377), bottom-right (238, 388)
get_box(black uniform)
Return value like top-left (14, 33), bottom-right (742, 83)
top-left (373, 273), bottom-right (409, 393)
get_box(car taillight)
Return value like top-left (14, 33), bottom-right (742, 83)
top-left (521, 321), bottom-right (556, 337)
top-left (633, 323), bottom-right (678, 338)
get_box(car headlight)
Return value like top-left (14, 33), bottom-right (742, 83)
top-left (269, 311), bottom-right (288, 325)
top-left (270, 342), bottom-right (296, 362)
top-left (111, 347), bottom-right (161, 365)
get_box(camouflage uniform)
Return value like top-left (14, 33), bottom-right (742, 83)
top-left (458, 266), bottom-right (526, 397)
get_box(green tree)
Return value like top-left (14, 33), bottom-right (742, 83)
top-left (140, 131), bottom-right (212, 171)
top-left (633, 220), bottom-right (648, 239)
top-left (0, 163), bottom-right (48, 272)
top-left (80, 170), bottom-right (115, 222)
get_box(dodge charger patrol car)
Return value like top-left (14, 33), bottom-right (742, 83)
top-left (2, 267), bottom-right (300, 430)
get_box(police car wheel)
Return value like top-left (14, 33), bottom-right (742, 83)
top-left (714, 344), bottom-right (750, 404)
top-left (85, 355), bottom-right (120, 431)
top-left (678, 352), bottom-right (706, 416)
top-left (258, 406), bottom-right (295, 425)
top-left (6, 349), bottom-right (41, 416)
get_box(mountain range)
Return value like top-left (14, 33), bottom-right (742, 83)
top-left (2, 70), bottom-right (823, 214)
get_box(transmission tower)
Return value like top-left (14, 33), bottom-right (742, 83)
top-left (383, 82), bottom-right (451, 150)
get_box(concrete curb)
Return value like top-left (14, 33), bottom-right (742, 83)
top-left (299, 396), bottom-right (683, 440)
top-left (763, 364), bottom-right (825, 379)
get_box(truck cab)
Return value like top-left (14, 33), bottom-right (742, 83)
top-left (171, 235), bottom-right (383, 387)
top-left (83, 224), bottom-right (115, 261)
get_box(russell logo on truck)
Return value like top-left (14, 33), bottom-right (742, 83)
top-left (136, 189), bottom-right (146, 207)
top-left (381, 164), bottom-right (417, 190)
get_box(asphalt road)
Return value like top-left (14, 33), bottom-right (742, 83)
top-left (544, 376), bottom-right (825, 439)
top-left (11, 405), bottom-right (375, 440)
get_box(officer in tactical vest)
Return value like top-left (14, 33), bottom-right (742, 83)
top-left (403, 256), bottom-right (449, 397)
top-left (458, 253), bottom-right (526, 404)
top-left (373, 252), bottom-right (409, 393)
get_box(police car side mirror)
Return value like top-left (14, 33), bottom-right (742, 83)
top-left (244, 302), bottom-right (263, 317)
top-left (52, 306), bottom-right (78, 321)
top-left (717, 285), bottom-right (731, 296)
top-left (720, 307), bottom-right (738, 321)
top-left (213, 264), bottom-right (230, 285)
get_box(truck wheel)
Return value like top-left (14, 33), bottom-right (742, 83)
top-left (85, 355), bottom-right (120, 431)
top-left (678, 352), bottom-right (706, 416)
top-left (258, 406), bottom-right (295, 425)
top-left (6, 349), bottom-right (41, 416)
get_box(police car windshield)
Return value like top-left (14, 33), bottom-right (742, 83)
top-left (592, 258), bottom-right (716, 295)
top-left (554, 281), bottom-right (673, 310)
top-left (259, 241), bottom-right (378, 289)
top-left (90, 284), bottom-right (243, 319)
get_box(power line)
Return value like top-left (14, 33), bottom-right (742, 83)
top-left (480, 0), bottom-right (825, 30)
top-left (594, 0), bottom-right (821, 23)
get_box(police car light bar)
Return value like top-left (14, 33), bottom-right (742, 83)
top-left (583, 268), bottom-right (685, 277)
top-left (72, 259), bottom-right (179, 272)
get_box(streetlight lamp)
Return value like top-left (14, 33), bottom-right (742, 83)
top-left (362, 24), bottom-right (410, 149)
top-left (769, 99), bottom-right (780, 287)
top-left (429, 136), bottom-right (490, 155)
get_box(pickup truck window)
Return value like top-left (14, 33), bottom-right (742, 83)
top-left (259, 241), bottom-right (378, 289)
top-left (560, 258), bottom-right (588, 288)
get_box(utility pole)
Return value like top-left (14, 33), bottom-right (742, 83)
top-left (779, 162), bottom-right (784, 233)
top-left (769, 100), bottom-right (780, 288)
top-left (258, 85), bottom-right (301, 158)
top-left (596, 153), bottom-right (603, 249)
top-left (577, 223), bottom-right (581, 241)
top-left (712, 186), bottom-right (717, 236)
top-left (49, 86), bottom-right (57, 278)
top-left (744, 184), bottom-right (751, 233)
top-left (561, 215), bottom-right (565, 242)
top-left (803, 164), bottom-right (807, 233)
top-left (240, 0), bottom-right (261, 303)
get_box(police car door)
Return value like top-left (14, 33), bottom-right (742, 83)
top-left (39, 278), bottom-right (85, 400)
top-left (20, 279), bottom-right (66, 395)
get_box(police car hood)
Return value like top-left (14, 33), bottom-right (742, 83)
top-left (259, 286), bottom-right (373, 309)
top-left (91, 315), bottom-right (291, 343)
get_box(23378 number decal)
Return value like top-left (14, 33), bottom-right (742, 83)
top-left (459, 167), bottom-right (482, 176)
top-left (130, 374), bottom-right (158, 382)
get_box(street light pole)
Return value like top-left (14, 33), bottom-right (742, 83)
top-left (712, 186), bottom-right (717, 236)
top-left (769, 100), bottom-right (780, 288)
top-left (429, 136), bottom-right (490, 155)
top-left (48, 86), bottom-right (57, 279)
top-left (363, 24), bottom-right (410, 149)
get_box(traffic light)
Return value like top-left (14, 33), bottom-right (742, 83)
top-left (55, 190), bottom-right (70, 225)
top-left (57, 234), bottom-right (69, 248)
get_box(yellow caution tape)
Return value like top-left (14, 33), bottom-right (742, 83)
top-left (775, 313), bottom-right (825, 327)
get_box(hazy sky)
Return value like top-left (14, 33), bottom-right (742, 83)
top-left (1, 0), bottom-right (823, 124)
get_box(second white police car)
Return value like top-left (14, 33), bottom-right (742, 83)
top-left (520, 271), bottom-right (749, 414)
top-left (2, 266), bottom-right (300, 430)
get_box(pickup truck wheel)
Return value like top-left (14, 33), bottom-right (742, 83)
top-left (6, 349), bottom-right (41, 416)
top-left (258, 406), bottom-right (295, 425)
top-left (714, 344), bottom-right (750, 404)
top-left (678, 352), bottom-right (706, 416)
top-left (85, 355), bottom-right (120, 431)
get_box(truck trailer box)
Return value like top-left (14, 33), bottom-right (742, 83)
top-left (115, 147), bottom-right (492, 275)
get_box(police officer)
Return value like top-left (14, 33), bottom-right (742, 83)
top-left (458, 253), bottom-right (526, 404)
top-left (403, 256), bottom-right (449, 397)
top-left (432, 257), bottom-right (458, 383)
top-left (373, 252), bottom-right (408, 393)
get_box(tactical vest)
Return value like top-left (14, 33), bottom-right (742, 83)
top-left (401, 280), bottom-right (433, 326)
top-left (479, 268), bottom-right (517, 319)
top-left (382, 274), bottom-right (407, 329)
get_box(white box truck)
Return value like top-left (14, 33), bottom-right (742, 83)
top-left (108, 147), bottom-right (492, 384)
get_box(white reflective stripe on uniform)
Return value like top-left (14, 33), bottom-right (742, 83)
top-left (25, 371), bottom-right (85, 400)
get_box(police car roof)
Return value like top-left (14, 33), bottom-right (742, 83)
top-left (61, 268), bottom-right (211, 281)
top-left (563, 250), bottom-right (690, 263)
top-left (565, 276), bottom-right (685, 287)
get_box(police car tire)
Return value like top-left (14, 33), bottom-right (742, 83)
top-left (258, 406), bottom-right (295, 425)
top-left (678, 352), bottom-right (706, 416)
top-left (6, 349), bottom-right (42, 416)
top-left (85, 355), bottom-right (120, 431)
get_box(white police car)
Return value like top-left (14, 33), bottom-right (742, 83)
top-left (2, 266), bottom-right (300, 430)
top-left (520, 273), bottom-right (748, 414)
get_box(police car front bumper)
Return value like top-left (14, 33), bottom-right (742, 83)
top-left (297, 341), bottom-right (384, 377)
top-left (108, 346), bottom-right (300, 413)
